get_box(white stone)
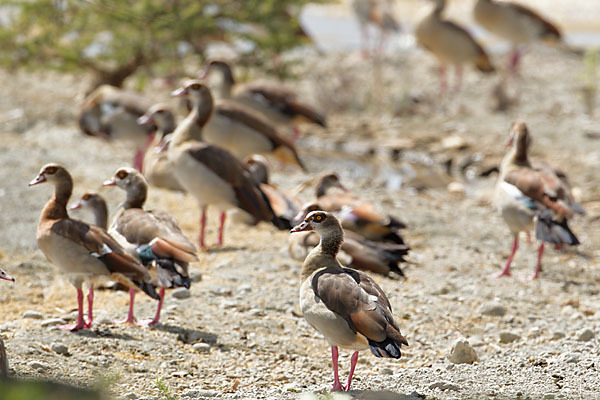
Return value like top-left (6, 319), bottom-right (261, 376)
top-left (448, 339), bottom-right (478, 364)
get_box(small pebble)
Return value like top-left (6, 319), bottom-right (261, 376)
top-left (478, 302), bottom-right (506, 317)
top-left (23, 310), bottom-right (43, 319)
top-left (124, 392), bottom-right (138, 400)
top-left (381, 368), bottom-right (393, 375)
top-left (552, 331), bottom-right (566, 340)
top-left (499, 332), bottom-right (520, 344)
top-left (193, 343), bottom-right (211, 353)
top-left (28, 361), bottom-right (48, 371)
top-left (50, 342), bottom-right (69, 355)
top-left (41, 318), bottom-right (65, 327)
top-left (429, 381), bottom-right (460, 391)
top-left (448, 339), bottom-right (478, 364)
top-left (577, 328), bottom-right (594, 342)
top-left (171, 288), bottom-right (191, 299)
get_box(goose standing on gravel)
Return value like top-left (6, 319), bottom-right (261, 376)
top-left (103, 168), bottom-right (197, 325)
top-left (291, 211), bottom-right (408, 391)
top-left (415, 0), bottom-right (494, 91)
top-left (29, 164), bottom-right (158, 331)
top-left (0, 268), bottom-right (14, 282)
top-left (79, 85), bottom-right (154, 172)
top-left (169, 80), bottom-right (290, 248)
top-left (494, 122), bottom-right (581, 279)
top-left (200, 60), bottom-right (326, 141)
top-left (351, 0), bottom-right (401, 56)
top-left (473, 0), bottom-right (561, 73)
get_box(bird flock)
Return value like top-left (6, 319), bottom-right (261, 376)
top-left (1, 0), bottom-right (587, 394)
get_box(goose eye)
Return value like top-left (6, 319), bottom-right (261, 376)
top-left (190, 83), bottom-right (201, 91)
top-left (45, 166), bottom-right (57, 174)
top-left (82, 194), bottom-right (91, 200)
top-left (117, 170), bottom-right (128, 179)
top-left (315, 215), bottom-right (323, 222)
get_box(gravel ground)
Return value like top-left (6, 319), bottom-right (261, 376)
top-left (0, 43), bottom-right (599, 400)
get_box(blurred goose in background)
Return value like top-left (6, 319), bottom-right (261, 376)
top-left (70, 192), bottom-right (108, 229)
top-left (169, 81), bottom-right (290, 248)
top-left (351, 0), bottom-right (401, 56)
top-left (494, 122), bottom-right (581, 279)
top-left (103, 168), bottom-right (197, 325)
top-left (79, 85), bottom-right (155, 171)
top-left (291, 211), bottom-right (408, 391)
top-left (200, 60), bottom-right (326, 141)
top-left (29, 164), bottom-right (158, 331)
top-left (137, 104), bottom-right (185, 192)
top-left (0, 268), bottom-right (14, 282)
top-left (474, 0), bottom-right (561, 74)
top-left (415, 0), bottom-right (494, 92)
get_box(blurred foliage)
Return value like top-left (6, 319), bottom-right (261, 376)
top-left (0, 0), bottom-right (327, 90)
top-left (0, 378), bottom-right (105, 400)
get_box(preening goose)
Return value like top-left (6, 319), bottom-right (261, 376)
top-left (103, 168), bottom-right (197, 325)
top-left (169, 81), bottom-right (290, 248)
top-left (201, 60), bottom-right (326, 141)
top-left (79, 85), bottom-right (154, 171)
top-left (494, 122), bottom-right (581, 279)
top-left (415, 0), bottom-right (494, 91)
top-left (474, 0), bottom-right (561, 73)
top-left (351, 0), bottom-right (401, 56)
top-left (291, 211), bottom-right (408, 391)
top-left (0, 268), bottom-right (14, 282)
top-left (29, 164), bottom-right (158, 331)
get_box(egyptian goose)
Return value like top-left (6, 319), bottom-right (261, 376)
top-left (137, 104), bottom-right (186, 192)
top-left (415, 0), bottom-right (494, 91)
top-left (169, 81), bottom-right (290, 248)
top-left (312, 174), bottom-right (407, 245)
top-left (29, 164), bottom-right (158, 331)
top-left (179, 78), bottom-right (306, 169)
top-left (79, 85), bottom-right (155, 172)
top-left (0, 268), bottom-right (14, 282)
top-left (103, 168), bottom-right (197, 325)
top-left (474, 0), bottom-right (561, 73)
top-left (200, 60), bottom-right (326, 140)
top-left (291, 211), bottom-right (408, 391)
top-left (70, 192), bottom-right (108, 229)
top-left (351, 0), bottom-right (401, 56)
top-left (494, 122), bottom-right (581, 279)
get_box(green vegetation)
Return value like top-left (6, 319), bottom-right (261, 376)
top-left (155, 378), bottom-right (178, 400)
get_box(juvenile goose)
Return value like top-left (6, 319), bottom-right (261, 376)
top-left (178, 78), bottom-right (306, 170)
top-left (201, 60), bottom-right (326, 140)
top-left (103, 168), bottom-right (197, 325)
top-left (415, 0), bottom-right (494, 91)
top-left (291, 211), bottom-right (408, 391)
top-left (70, 192), bottom-right (108, 229)
top-left (494, 122), bottom-right (581, 279)
top-left (29, 164), bottom-right (158, 331)
top-left (474, 0), bottom-right (561, 73)
top-left (0, 268), bottom-right (14, 282)
top-left (169, 81), bottom-right (290, 248)
top-left (79, 85), bottom-right (155, 172)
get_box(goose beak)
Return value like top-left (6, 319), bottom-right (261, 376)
top-left (69, 201), bottom-right (82, 210)
top-left (0, 271), bottom-right (14, 282)
top-left (137, 114), bottom-right (152, 126)
top-left (103, 177), bottom-right (117, 186)
top-left (290, 220), bottom-right (312, 233)
top-left (170, 87), bottom-right (187, 98)
top-left (29, 173), bottom-right (46, 186)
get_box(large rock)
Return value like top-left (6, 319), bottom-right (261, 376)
top-left (448, 339), bottom-right (478, 364)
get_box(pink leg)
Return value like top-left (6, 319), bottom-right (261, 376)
top-left (133, 149), bottom-right (145, 172)
top-left (344, 351), bottom-right (359, 391)
top-left (115, 288), bottom-right (137, 324)
top-left (454, 65), bottom-right (463, 92)
top-left (360, 26), bottom-right (370, 58)
top-left (509, 49), bottom-right (521, 75)
top-left (531, 242), bottom-right (545, 280)
top-left (496, 235), bottom-right (518, 278)
top-left (85, 287), bottom-right (94, 328)
top-left (291, 126), bottom-right (301, 143)
top-left (439, 65), bottom-right (447, 93)
top-left (59, 288), bottom-right (87, 331)
top-left (331, 346), bottom-right (343, 392)
top-left (138, 288), bottom-right (165, 326)
top-left (199, 206), bottom-right (207, 249)
top-left (217, 211), bottom-right (226, 246)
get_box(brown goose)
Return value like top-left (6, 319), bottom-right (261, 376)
top-left (494, 122), bottom-right (581, 279)
top-left (179, 78), bottom-right (306, 169)
top-left (70, 192), bottom-right (108, 229)
top-left (103, 168), bottom-right (197, 325)
top-left (137, 104), bottom-right (185, 192)
top-left (79, 85), bottom-right (155, 171)
top-left (474, 0), bottom-right (561, 73)
top-left (0, 268), bottom-right (14, 282)
top-left (291, 211), bottom-right (408, 391)
top-left (200, 60), bottom-right (326, 140)
top-left (169, 81), bottom-right (290, 248)
top-left (415, 0), bottom-right (494, 91)
top-left (29, 164), bottom-right (158, 331)
top-left (312, 174), bottom-right (407, 245)
top-left (351, 0), bottom-right (401, 56)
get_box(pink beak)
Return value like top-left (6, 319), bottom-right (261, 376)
top-left (103, 177), bottom-right (117, 186)
top-left (171, 87), bottom-right (187, 97)
top-left (29, 174), bottom-right (46, 186)
top-left (290, 220), bottom-right (313, 233)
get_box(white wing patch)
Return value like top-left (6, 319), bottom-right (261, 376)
top-left (500, 181), bottom-right (536, 210)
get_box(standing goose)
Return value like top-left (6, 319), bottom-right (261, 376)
top-left (103, 168), bottom-right (197, 325)
top-left (79, 85), bottom-right (155, 172)
top-left (494, 122), bottom-right (580, 279)
top-left (474, 0), bottom-right (561, 73)
top-left (29, 164), bottom-right (158, 331)
top-left (70, 192), bottom-right (109, 229)
top-left (180, 78), bottom-right (306, 170)
top-left (291, 211), bottom-right (408, 391)
top-left (0, 268), bottom-right (14, 282)
top-left (200, 60), bottom-right (326, 141)
top-left (415, 0), bottom-right (494, 91)
top-left (169, 81), bottom-right (290, 248)
top-left (351, 0), bottom-right (401, 56)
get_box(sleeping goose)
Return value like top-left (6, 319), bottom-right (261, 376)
top-left (79, 85), bottom-right (155, 172)
top-left (415, 0), bottom-right (494, 91)
top-left (474, 0), bottom-right (561, 73)
top-left (103, 168), bottom-right (197, 325)
top-left (494, 122), bottom-right (581, 279)
top-left (0, 268), bottom-right (14, 282)
top-left (291, 211), bottom-right (408, 391)
top-left (29, 164), bottom-right (158, 331)
top-left (169, 80), bottom-right (290, 248)
top-left (200, 60), bottom-right (326, 141)
top-left (180, 78), bottom-right (306, 169)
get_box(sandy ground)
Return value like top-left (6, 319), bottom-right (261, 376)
top-left (0, 41), bottom-right (600, 400)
